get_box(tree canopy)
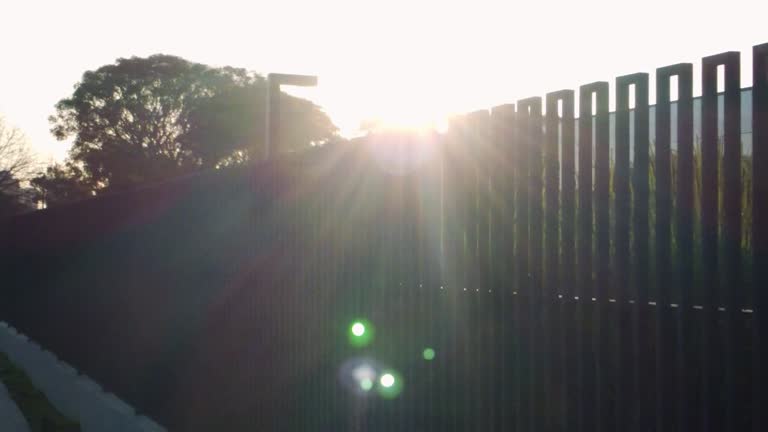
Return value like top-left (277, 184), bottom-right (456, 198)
top-left (46, 54), bottom-right (337, 196)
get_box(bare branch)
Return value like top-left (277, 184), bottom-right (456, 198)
top-left (0, 117), bottom-right (40, 193)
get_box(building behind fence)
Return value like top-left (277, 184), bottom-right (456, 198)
top-left (1, 43), bottom-right (766, 431)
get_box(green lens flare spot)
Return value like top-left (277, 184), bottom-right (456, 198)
top-left (422, 348), bottom-right (435, 361)
top-left (360, 378), bottom-right (373, 391)
top-left (351, 322), bottom-right (365, 337)
top-left (377, 370), bottom-right (403, 399)
top-left (347, 319), bottom-right (374, 347)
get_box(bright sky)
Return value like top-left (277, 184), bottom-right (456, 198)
top-left (0, 0), bottom-right (766, 163)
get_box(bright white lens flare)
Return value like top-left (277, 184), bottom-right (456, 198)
top-left (380, 373), bottom-right (395, 388)
top-left (351, 322), bottom-right (365, 337)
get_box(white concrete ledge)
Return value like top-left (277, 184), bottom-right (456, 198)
top-left (0, 322), bottom-right (166, 432)
top-left (0, 379), bottom-right (29, 432)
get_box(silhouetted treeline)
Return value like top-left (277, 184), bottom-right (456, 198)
top-left (31, 54), bottom-right (339, 207)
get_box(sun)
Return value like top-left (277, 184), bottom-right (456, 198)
top-left (359, 95), bottom-right (449, 133)
top-left (311, 76), bottom-right (453, 137)
top-left (362, 112), bottom-right (449, 134)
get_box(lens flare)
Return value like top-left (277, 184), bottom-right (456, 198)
top-left (348, 319), bottom-right (374, 347)
top-left (377, 369), bottom-right (403, 399)
top-left (352, 322), bottom-right (365, 337)
top-left (380, 373), bottom-right (395, 388)
top-left (340, 357), bottom-right (381, 396)
top-left (360, 378), bottom-right (373, 391)
top-left (422, 348), bottom-right (436, 361)
top-left (367, 130), bottom-right (439, 176)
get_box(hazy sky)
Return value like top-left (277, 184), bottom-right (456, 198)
top-left (1, 0), bottom-right (766, 163)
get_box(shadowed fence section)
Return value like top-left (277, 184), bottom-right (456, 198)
top-left (1, 43), bottom-right (766, 431)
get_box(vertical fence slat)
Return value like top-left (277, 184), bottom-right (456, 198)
top-left (461, 113), bottom-right (478, 427)
top-left (489, 105), bottom-right (507, 431)
top-left (545, 90), bottom-right (570, 432)
top-left (629, 57), bottom-right (652, 432)
top-left (614, 74), bottom-right (639, 295)
top-left (751, 40), bottom-right (765, 428)
top-left (578, 82), bottom-right (603, 432)
top-left (455, 117), bottom-right (472, 406)
top-left (425, 131), bottom-right (442, 429)
top-left (591, 82), bottom-right (611, 432)
top-left (474, 112), bottom-right (492, 295)
top-left (656, 63), bottom-right (694, 432)
top-left (490, 103), bottom-right (516, 431)
top-left (662, 62), bottom-right (696, 432)
top-left (631, 74), bottom-right (650, 432)
top-left (469, 110), bottom-right (490, 428)
top-left (556, 89), bottom-right (578, 432)
top-left (514, 100), bottom-right (528, 432)
top-left (545, 92), bottom-right (561, 311)
top-left (560, 90), bottom-right (577, 303)
top-left (702, 51), bottom-right (741, 432)
top-left (654, 63), bottom-right (693, 430)
top-left (444, 140), bottom-right (457, 427)
top-left (653, 63), bottom-right (693, 431)
top-left (459, 114), bottom-right (473, 431)
top-left (593, 82), bottom-right (610, 298)
top-left (722, 52), bottom-right (745, 432)
top-left (479, 112), bottom-right (493, 432)
top-left (701, 57), bottom-right (721, 432)
top-left (466, 112), bottom-right (482, 293)
top-left (543, 92), bottom-right (559, 431)
top-left (518, 96), bottom-right (541, 431)
top-left (528, 97), bottom-right (544, 431)
top-left (437, 137), bottom-right (450, 431)
top-left (753, 42), bottom-right (768, 432)
top-left (442, 121), bottom-right (458, 290)
top-left (616, 72), bottom-right (648, 432)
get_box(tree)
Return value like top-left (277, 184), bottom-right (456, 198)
top-left (50, 55), bottom-right (338, 192)
top-left (30, 163), bottom-right (92, 208)
top-left (0, 118), bottom-right (36, 194)
top-left (185, 84), bottom-right (336, 166)
top-left (0, 118), bottom-right (37, 216)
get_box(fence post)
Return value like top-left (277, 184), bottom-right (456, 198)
top-left (753, 42), bottom-right (768, 432)
top-left (265, 73), bottom-right (317, 160)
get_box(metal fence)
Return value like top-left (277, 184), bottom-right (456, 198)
top-left (1, 43), bottom-right (766, 431)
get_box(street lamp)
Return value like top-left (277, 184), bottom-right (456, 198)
top-left (265, 73), bottom-right (318, 160)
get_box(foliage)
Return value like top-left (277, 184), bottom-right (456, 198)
top-left (30, 163), bottom-right (92, 208)
top-left (48, 54), bottom-right (337, 195)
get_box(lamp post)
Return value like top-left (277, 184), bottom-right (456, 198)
top-left (265, 73), bottom-right (318, 160)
